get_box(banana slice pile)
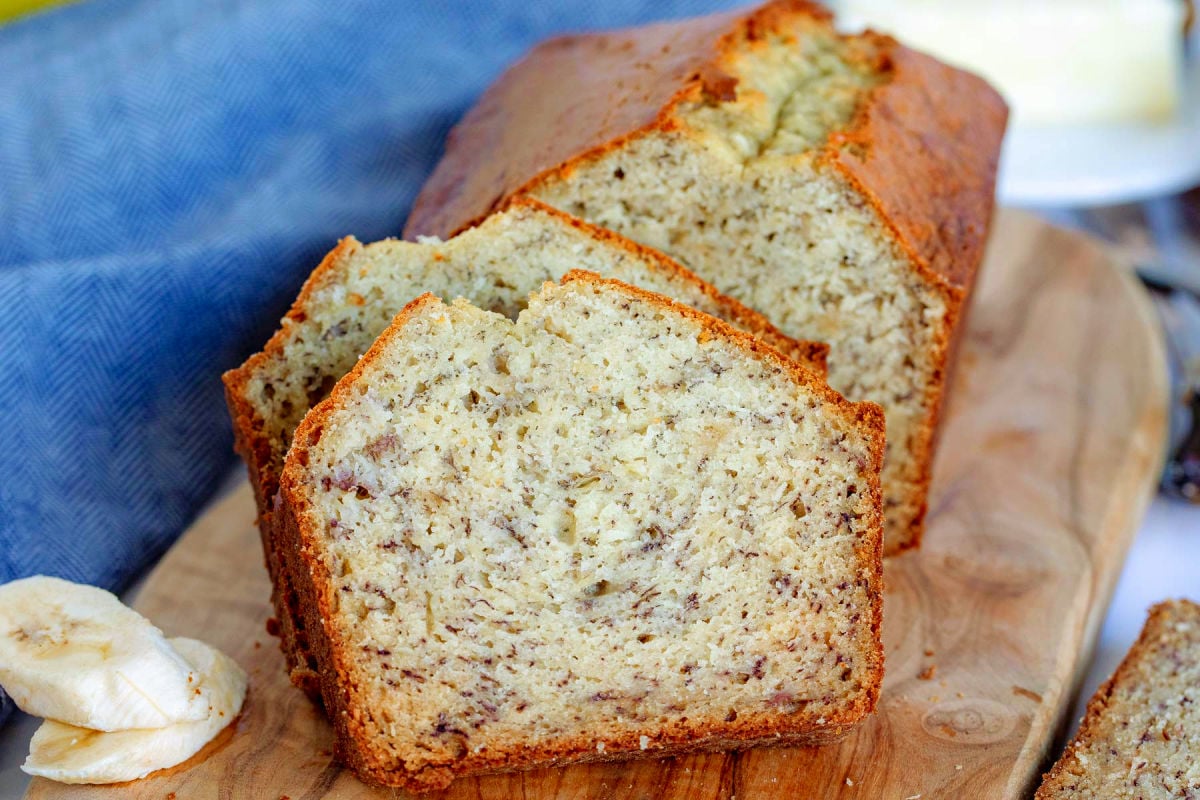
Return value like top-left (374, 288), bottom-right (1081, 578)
top-left (0, 576), bottom-right (247, 784)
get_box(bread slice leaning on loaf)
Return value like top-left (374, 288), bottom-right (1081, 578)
top-left (277, 273), bottom-right (885, 792)
top-left (223, 197), bottom-right (827, 695)
top-left (1036, 599), bottom-right (1200, 799)
top-left (404, 0), bottom-right (1008, 553)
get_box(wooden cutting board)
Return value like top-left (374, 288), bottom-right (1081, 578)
top-left (26, 210), bottom-right (1168, 800)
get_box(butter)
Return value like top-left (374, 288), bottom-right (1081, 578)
top-left (837, 0), bottom-right (1188, 126)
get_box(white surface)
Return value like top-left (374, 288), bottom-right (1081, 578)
top-left (839, 0), bottom-right (1187, 127)
top-left (998, 63), bottom-right (1200, 207)
top-left (1, 496), bottom-right (1196, 795)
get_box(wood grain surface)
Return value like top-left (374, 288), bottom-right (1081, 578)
top-left (26, 211), bottom-right (1168, 800)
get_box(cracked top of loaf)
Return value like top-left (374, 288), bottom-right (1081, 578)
top-left (405, 0), bottom-right (1007, 293)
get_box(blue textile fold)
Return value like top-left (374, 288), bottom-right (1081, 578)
top-left (0, 0), bottom-right (737, 600)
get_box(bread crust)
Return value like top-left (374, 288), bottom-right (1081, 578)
top-left (401, 0), bottom-right (1007, 553)
top-left (222, 238), bottom-right (364, 696)
top-left (277, 273), bottom-right (885, 792)
top-left (1035, 599), bottom-right (1200, 798)
top-left (825, 39), bottom-right (1004, 552)
top-left (403, 0), bottom-right (1005, 293)
top-left (223, 237), bottom-right (364, 510)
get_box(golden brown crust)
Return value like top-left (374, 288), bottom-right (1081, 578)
top-left (222, 237), bottom-right (365, 513)
top-left (402, 3), bottom-right (753, 239)
top-left (223, 365), bottom-right (325, 692)
top-left (403, 0), bottom-right (1006, 289)
top-left (826, 37), bottom-right (1007, 293)
top-left (222, 236), bottom-right (364, 697)
top-left (220, 377), bottom-right (273, 527)
top-left (1035, 599), bottom-right (1200, 798)
top-left (278, 274), bottom-right (885, 792)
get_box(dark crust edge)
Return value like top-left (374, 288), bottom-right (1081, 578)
top-left (1034, 599), bottom-right (1200, 798)
top-left (401, 0), bottom-right (1006, 554)
top-left (221, 237), bottom-right (365, 697)
top-left (277, 274), bottom-right (885, 793)
top-left (222, 237), bottom-right (366, 511)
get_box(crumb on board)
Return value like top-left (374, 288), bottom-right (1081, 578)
top-left (918, 664), bottom-right (937, 680)
top-left (924, 649), bottom-right (934, 657)
top-left (1012, 685), bottom-right (1043, 703)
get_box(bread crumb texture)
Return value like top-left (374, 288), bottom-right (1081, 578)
top-left (283, 277), bottom-right (883, 789)
top-left (225, 199), bottom-right (818, 698)
top-left (237, 200), bottom-right (812, 505)
top-left (405, 2), bottom-right (1006, 552)
top-left (533, 20), bottom-right (943, 550)
top-left (1036, 599), bottom-right (1200, 798)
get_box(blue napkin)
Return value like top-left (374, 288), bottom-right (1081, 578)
top-left (0, 0), bottom-right (738, 597)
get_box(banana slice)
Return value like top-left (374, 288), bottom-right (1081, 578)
top-left (0, 576), bottom-right (210, 730)
top-left (22, 637), bottom-right (247, 785)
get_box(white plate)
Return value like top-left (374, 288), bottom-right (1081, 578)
top-left (999, 48), bottom-right (1200, 207)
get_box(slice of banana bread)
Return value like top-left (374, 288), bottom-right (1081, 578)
top-left (1036, 599), bottom-right (1200, 799)
top-left (277, 273), bottom-right (884, 792)
top-left (404, 0), bottom-right (1008, 553)
top-left (223, 197), bottom-right (826, 694)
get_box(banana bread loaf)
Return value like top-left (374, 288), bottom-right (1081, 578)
top-left (1036, 599), bottom-right (1200, 798)
top-left (277, 273), bottom-right (884, 791)
top-left (223, 198), bottom-right (825, 693)
top-left (404, 0), bottom-right (1008, 552)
